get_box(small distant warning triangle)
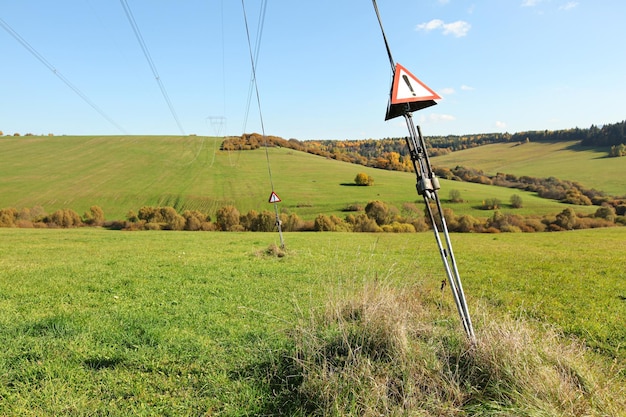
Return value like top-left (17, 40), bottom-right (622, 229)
top-left (385, 63), bottom-right (441, 120)
top-left (268, 191), bottom-right (281, 203)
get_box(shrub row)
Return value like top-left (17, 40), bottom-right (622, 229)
top-left (434, 166), bottom-right (626, 208)
top-left (0, 206), bottom-right (104, 229)
top-left (1, 201), bottom-right (624, 233)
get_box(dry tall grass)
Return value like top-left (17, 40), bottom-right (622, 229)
top-left (279, 282), bottom-right (625, 416)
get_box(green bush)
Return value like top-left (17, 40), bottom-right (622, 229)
top-left (449, 189), bottom-right (463, 203)
top-left (481, 198), bottom-right (501, 210)
top-left (510, 194), bottom-right (523, 208)
top-left (594, 205), bottom-right (616, 222)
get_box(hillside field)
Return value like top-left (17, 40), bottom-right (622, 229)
top-left (431, 140), bottom-right (625, 197)
top-left (0, 228), bottom-right (624, 415)
top-left (0, 135), bottom-right (605, 221)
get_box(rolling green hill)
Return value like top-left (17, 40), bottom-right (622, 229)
top-left (431, 140), bottom-right (625, 196)
top-left (0, 135), bottom-right (600, 221)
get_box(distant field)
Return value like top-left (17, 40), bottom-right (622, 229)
top-left (0, 228), bottom-right (624, 414)
top-left (0, 135), bottom-right (599, 221)
top-left (431, 140), bottom-right (625, 196)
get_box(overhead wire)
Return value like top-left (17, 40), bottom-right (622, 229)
top-left (241, 0), bottom-right (268, 133)
top-left (119, 0), bottom-right (186, 135)
top-left (241, 0), bottom-right (284, 248)
top-left (220, 0), bottom-right (227, 123)
top-left (240, 0), bottom-right (272, 190)
top-left (207, 0), bottom-right (235, 167)
top-left (0, 16), bottom-right (127, 134)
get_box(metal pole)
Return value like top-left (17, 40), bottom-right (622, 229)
top-left (404, 112), bottom-right (476, 342)
top-left (273, 202), bottom-right (285, 249)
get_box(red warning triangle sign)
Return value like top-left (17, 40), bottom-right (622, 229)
top-left (391, 63), bottom-right (441, 104)
top-left (268, 191), bottom-right (281, 203)
top-left (385, 63), bottom-right (441, 120)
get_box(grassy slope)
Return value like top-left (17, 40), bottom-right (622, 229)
top-left (0, 228), bottom-right (624, 415)
top-left (431, 140), bottom-right (626, 196)
top-left (0, 135), bottom-right (600, 220)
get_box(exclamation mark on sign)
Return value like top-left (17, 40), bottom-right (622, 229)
top-left (402, 74), bottom-right (416, 96)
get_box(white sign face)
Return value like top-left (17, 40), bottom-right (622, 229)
top-left (391, 64), bottom-right (441, 104)
top-left (268, 191), bottom-right (281, 203)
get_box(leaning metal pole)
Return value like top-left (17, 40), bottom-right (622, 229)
top-left (403, 111), bottom-right (476, 342)
top-left (372, 0), bottom-right (475, 341)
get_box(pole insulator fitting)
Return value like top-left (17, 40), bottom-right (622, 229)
top-left (418, 177), bottom-right (433, 194)
top-left (431, 175), bottom-right (441, 190)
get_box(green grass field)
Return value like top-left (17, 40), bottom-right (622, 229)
top-left (0, 228), bottom-right (624, 415)
top-left (431, 140), bottom-right (626, 197)
top-left (1, 134), bottom-right (624, 413)
top-left (0, 135), bottom-right (602, 221)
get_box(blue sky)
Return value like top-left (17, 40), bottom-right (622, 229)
top-left (1, 0), bottom-right (625, 140)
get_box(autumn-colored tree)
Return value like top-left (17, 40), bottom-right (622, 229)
top-left (481, 198), bottom-right (501, 210)
top-left (251, 211), bottom-right (275, 232)
top-left (0, 208), bottom-right (18, 227)
top-left (83, 205), bottom-right (105, 226)
top-left (347, 213), bottom-right (381, 232)
top-left (280, 212), bottom-right (306, 232)
top-left (555, 208), bottom-right (577, 230)
top-left (159, 207), bottom-right (185, 230)
top-left (365, 201), bottom-right (390, 226)
top-left (594, 205), bottom-right (616, 222)
top-left (314, 214), bottom-right (335, 231)
top-left (182, 210), bottom-right (212, 231)
top-left (354, 172), bottom-right (374, 186)
top-left (47, 209), bottom-right (82, 228)
top-left (136, 206), bottom-right (184, 230)
top-left (216, 205), bottom-right (240, 231)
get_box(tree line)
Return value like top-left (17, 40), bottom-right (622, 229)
top-left (221, 120), bottom-right (626, 170)
top-left (222, 136), bottom-right (625, 212)
top-left (1, 200), bottom-right (624, 234)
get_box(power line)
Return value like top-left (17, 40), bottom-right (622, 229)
top-left (241, 0), bottom-right (284, 248)
top-left (241, 0), bottom-right (268, 133)
top-left (0, 16), bottom-right (127, 134)
top-left (241, 0), bottom-right (271, 188)
top-left (119, 0), bottom-right (186, 135)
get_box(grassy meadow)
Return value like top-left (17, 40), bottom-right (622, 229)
top-left (1, 135), bottom-right (625, 414)
top-left (0, 228), bottom-right (624, 415)
top-left (0, 135), bottom-right (602, 222)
